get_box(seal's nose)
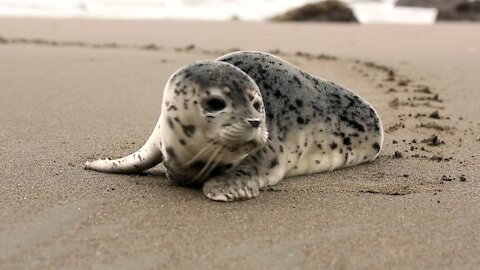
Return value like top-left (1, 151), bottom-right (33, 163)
top-left (247, 119), bottom-right (261, 128)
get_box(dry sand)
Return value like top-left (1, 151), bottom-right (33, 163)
top-left (0, 19), bottom-right (479, 269)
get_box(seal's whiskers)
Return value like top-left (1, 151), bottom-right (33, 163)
top-left (199, 150), bottom-right (225, 184)
top-left (185, 141), bottom-right (215, 166)
top-left (191, 145), bottom-right (223, 183)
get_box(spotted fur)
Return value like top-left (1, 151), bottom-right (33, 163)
top-left (85, 51), bottom-right (383, 202)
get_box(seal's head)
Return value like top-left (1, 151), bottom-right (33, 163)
top-left (160, 61), bottom-right (268, 183)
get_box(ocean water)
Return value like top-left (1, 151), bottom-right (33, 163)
top-left (0, 0), bottom-right (318, 21)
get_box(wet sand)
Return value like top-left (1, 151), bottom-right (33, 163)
top-left (0, 19), bottom-right (479, 269)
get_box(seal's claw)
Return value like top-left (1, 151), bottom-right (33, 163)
top-left (203, 176), bottom-right (260, 202)
top-left (210, 194), bottom-right (228, 202)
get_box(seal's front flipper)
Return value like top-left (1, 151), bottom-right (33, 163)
top-left (203, 142), bottom-right (284, 201)
top-left (202, 170), bottom-right (262, 202)
top-left (85, 121), bottom-right (163, 174)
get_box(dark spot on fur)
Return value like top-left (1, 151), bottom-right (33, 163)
top-left (295, 99), bottom-right (303, 107)
top-left (182, 125), bottom-right (195, 137)
top-left (166, 147), bottom-right (176, 158)
top-left (167, 117), bottom-right (174, 129)
top-left (269, 158), bottom-right (279, 168)
top-left (343, 137), bottom-right (351, 145)
top-left (266, 143), bottom-right (275, 152)
top-left (179, 139), bottom-right (186, 145)
top-left (330, 142), bottom-right (338, 150)
top-left (372, 143), bottom-right (380, 150)
top-left (349, 120), bottom-right (365, 132)
top-left (293, 76), bottom-right (301, 86)
top-left (297, 117), bottom-right (305, 124)
top-left (253, 101), bottom-right (261, 112)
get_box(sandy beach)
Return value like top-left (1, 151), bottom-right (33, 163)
top-left (0, 18), bottom-right (479, 269)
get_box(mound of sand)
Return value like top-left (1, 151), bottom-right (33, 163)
top-left (270, 0), bottom-right (357, 22)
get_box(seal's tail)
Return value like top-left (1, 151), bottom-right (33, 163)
top-left (84, 120), bottom-right (163, 174)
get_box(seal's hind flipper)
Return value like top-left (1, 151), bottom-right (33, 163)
top-left (85, 120), bottom-right (163, 174)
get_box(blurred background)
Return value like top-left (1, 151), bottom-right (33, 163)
top-left (0, 0), bottom-right (478, 23)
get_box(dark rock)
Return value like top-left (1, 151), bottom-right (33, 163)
top-left (394, 151), bottom-right (403, 158)
top-left (429, 110), bottom-right (441, 119)
top-left (441, 175), bottom-right (454, 181)
top-left (414, 85), bottom-right (432, 94)
top-left (398, 80), bottom-right (410, 86)
top-left (422, 135), bottom-right (444, 146)
top-left (270, 0), bottom-right (357, 22)
top-left (438, 1), bottom-right (480, 21)
top-left (398, 0), bottom-right (480, 21)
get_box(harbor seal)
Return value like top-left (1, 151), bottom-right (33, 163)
top-left (85, 51), bottom-right (383, 202)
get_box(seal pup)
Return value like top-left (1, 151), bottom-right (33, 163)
top-left (86, 60), bottom-right (268, 187)
top-left (85, 51), bottom-right (383, 202)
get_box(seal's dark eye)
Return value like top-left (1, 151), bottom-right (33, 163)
top-left (253, 101), bottom-right (261, 112)
top-left (203, 96), bottom-right (226, 112)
